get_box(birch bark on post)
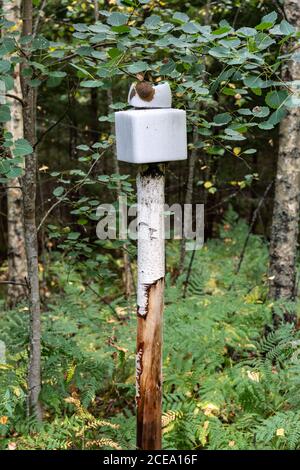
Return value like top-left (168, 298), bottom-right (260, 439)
top-left (3, 0), bottom-right (27, 307)
top-left (269, 0), bottom-right (300, 313)
top-left (136, 164), bottom-right (165, 450)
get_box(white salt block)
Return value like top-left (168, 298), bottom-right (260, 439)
top-left (115, 108), bottom-right (187, 164)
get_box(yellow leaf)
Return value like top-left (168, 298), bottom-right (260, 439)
top-left (276, 428), bottom-right (285, 437)
top-left (204, 181), bottom-right (213, 189)
top-left (201, 402), bottom-right (220, 417)
top-left (0, 416), bottom-right (8, 425)
top-left (247, 370), bottom-right (260, 382)
top-left (233, 147), bottom-right (241, 156)
top-left (66, 364), bottom-right (77, 383)
top-left (199, 420), bottom-right (210, 446)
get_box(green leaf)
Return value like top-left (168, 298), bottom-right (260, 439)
top-left (265, 90), bottom-right (288, 109)
top-left (108, 48), bottom-right (122, 59)
top-left (173, 12), bottom-right (189, 23)
top-left (258, 121), bottom-right (274, 130)
top-left (32, 35), bottom-right (50, 50)
top-left (268, 107), bottom-right (287, 125)
top-left (49, 71), bottom-right (67, 78)
top-left (0, 105), bottom-right (11, 123)
top-left (107, 12), bottom-right (128, 26)
top-left (260, 11), bottom-right (277, 25)
top-left (238, 109), bottom-right (253, 116)
top-left (6, 167), bottom-right (23, 178)
top-left (160, 59), bottom-right (176, 75)
top-left (144, 15), bottom-right (161, 29)
top-left (224, 128), bottom-right (246, 140)
top-left (213, 113), bottom-right (232, 126)
top-left (212, 26), bottom-right (231, 36)
top-left (109, 102), bottom-right (127, 110)
top-left (182, 22), bottom-right (200, 34)
top-left (256, 12), bottom-right (277, 32)
top-left (111, 25), bottom-right (130, 34)
top-left (279, 20), bottom-right (295, 35)
top-left (73, 23), bottom-right (90, 32)
top-left (236, 27), bottom-right (257, 37)
top-left (256, 22), bottom-right (274, 31)
top-left (53, 186), bottom-right (64, 197)
top-left (76, 145), bottom-right (90, 151)
top-left (13, 138), bottom-right (33, 157)
top-left (0, 59), bottom-right (10, 74)
top-left (208, 46), bottom-right (231, 58)
top-left (127, 61), bottom-right (149, 73)
top-left (243, 75), bottom-right (266, 88)
top-left (255, 32), bottom-right (275, 50)
top-left (252, 106), bottom-right (270, 118)
top-left (80, 80), bottom-right (104, 88)
top-left (67, 232), bottom-right (81, 240)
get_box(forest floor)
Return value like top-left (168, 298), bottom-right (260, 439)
top-left (1, 209), bottom-right (300, 450)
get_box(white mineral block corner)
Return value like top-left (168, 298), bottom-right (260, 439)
top-left (115, 108), bottom-right (187, 164)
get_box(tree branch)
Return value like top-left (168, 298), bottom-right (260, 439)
top-left (33, 0), bottom-right (47, 37)
top-left (1, 93), bottom-right (25, 106)
top-left (0, 280), bottom-right (28, 288)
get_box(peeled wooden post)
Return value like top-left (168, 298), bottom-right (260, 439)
top-left (115, 81), bottom-right (187, 450)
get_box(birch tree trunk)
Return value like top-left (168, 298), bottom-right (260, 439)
top-left (3, 0), bottom-right (27, 307)
top-left (20, 0), bottom-right (42, 421)
top-left (269, 0), bottom-right (300, 312)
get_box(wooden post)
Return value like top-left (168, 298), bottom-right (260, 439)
top-left (114, 80), bottom-right (187, 449)
top-left (136, 164), bottom-right (165, 450)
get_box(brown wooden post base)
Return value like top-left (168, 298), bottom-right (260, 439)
top-left (136, 278), bottom-right (164, 450)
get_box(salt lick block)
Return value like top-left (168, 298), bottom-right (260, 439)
top-left (115, 108), bottom-right (187, 164)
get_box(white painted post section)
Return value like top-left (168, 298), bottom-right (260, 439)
top-left (137, 169), bottom-right (165, 317)
top-left (115, 81), bottom-right (187, 450)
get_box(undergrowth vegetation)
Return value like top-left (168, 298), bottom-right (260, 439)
top-left (1, 211), bottom-right (300, 450)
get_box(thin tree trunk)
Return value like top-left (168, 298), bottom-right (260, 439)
top-left (99, 0), bottom-right (133, 297)
top-left (107, 87), bottom-right (133, 298)
top-left (178, 3), bottom-right (211, 275)
top-left (3, 0), bottom-right (27, 307)
top-left (20, 0), bottom-right (42, 421)
top-left (269, 0), bottom-right (300, 313)
top-left (178, 128), bottom-right (198, 274)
